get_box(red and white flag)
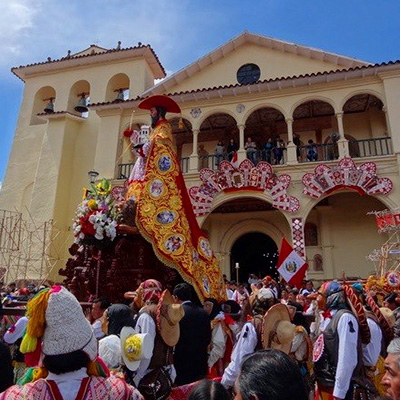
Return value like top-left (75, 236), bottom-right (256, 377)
top-left (276, 237), bottom-right (308, 288)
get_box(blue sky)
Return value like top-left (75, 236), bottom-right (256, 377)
top-left (1, 0), bottom-right (400, 189)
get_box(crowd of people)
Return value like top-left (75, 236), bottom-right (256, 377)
top-left (1, 275), bottom-right (400, 399)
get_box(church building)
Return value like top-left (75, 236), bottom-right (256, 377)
top-left (1, 32), bottom-right (399, 284)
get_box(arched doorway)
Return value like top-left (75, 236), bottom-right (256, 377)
top-left (230, 232), bottom-right (278, 283)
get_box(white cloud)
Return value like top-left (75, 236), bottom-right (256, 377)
top-left (0, 0), bottom-right (42, 67)
top-left (0, 0), bottom-right (225, 78)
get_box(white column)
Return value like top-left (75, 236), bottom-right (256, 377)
top-left (189, 129), bottom-right (199, 172)
top-left (336, 112), bottom-right (349, 159)
top-left (285, 118), bottom-right (297, 164)
top-left (237, 124), bottom-right (246, 163)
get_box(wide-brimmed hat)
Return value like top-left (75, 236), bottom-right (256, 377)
top-left (343, 284), bottom-right (371, 344)
top-left (120, 326), bottom-right (153, 371)
top-left (156, 289), bottom-right (184, 347)
top-left (262, 303), bottom-right (295, 354)
top-left (138, 95), bottom-right (181, 114)
top-left (98, 334), bottom-right (121, 369)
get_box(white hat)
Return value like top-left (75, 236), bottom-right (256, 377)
top-left (99, 335), bottom-right (121, 369)
top-left (42, 287), bottom-right (97, 360)
top-left (120, 326), bottom-right (153, 371)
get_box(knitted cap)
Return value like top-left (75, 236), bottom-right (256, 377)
top-left (42, 287), bottom-right (97, 360)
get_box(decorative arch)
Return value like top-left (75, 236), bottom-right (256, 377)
top-left (67, 80), bottom-right (91, 115)
top-left (339, 89), bottom-right (386, 111)
top-left (290, 96), bottom-right (337, 117)
top-left (105, 73), bottom-right (130, 102)
top-left (301, 157), bottom-right (395, 219)
top-left (189, 159), bottom-right (300, 219)
top-left (30, 86), bottom-right (56, 125)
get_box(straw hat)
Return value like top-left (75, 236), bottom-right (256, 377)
top-left (156, 289), bottom-right (184, 347)
top-left (262, 304), bottom-right (296, 354)
top-left (120, 327), bottom-right (153, 371)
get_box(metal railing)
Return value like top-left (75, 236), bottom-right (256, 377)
top-left (348, 137), bottom-right (392, 158)
top-left (297, 143), bottom-right (338, 163)
top-left (117, 137), bottom-right (393, 178)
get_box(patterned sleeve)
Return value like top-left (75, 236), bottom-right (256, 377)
top-left (130, 385), bottom-right (145, 400)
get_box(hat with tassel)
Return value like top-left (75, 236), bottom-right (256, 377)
top-left (20, 286), bottom-right (97, 360)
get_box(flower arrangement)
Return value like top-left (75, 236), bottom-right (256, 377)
top-left (73, 179), bottom-right (118, 246)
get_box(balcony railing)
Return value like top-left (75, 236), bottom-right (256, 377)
top-left (348, 137), bottom-right (392, 158)
top-left (116, 137), bottom-right (393, 178)
top-left (298, 143), bottom-right (338, 163)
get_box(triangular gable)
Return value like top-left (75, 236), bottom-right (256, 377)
top-left (143, 31), bottom-right (370, 96)
top-left (72, 44), bottom-right (108, 57)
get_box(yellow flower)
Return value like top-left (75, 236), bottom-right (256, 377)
top-left (82, 187), bottom-right (89, 200)
top-left (88, 199), bottom-right (98, 210)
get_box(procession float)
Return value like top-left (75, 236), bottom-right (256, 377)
top-left (60, 96), bottom-right (226, 303)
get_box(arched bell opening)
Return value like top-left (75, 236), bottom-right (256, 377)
top-left (105, 73), bottom-right (130, 103)
top-left (68, 80), bottom-right (90, 117)
top-left (30, 86), bottom-right (56, 125)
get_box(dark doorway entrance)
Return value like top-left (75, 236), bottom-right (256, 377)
top-left (230, 232), bottom-right (279, 283)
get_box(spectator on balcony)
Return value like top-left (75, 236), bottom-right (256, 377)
top-left (274, 137), bottom-right (285, 165)
top-left (245, 137), bottom-right (257, 165)
top-left (215, 140), bottom-right (225, 167)
top-left (306, 139), bottom-right (318, 162)
top-left (198, 144), bottom-right (209, 170)
top-left (227, 138), bottom-right (238, 162)
top-left (262, 137), bottom-right (274, 164)
top-left (293, 132), bottom-right (301, 161)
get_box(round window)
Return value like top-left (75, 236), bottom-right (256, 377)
top-left (237, 63), bottom-right (261, 85)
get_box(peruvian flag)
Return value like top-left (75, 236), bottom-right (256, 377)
top-left (231, 151), bottom-right (239, 168)
top-left (276, 238), bottom-right (308, 288)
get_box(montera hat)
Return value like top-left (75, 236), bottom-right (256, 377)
top-left (156, 289), bottom-right (185, 347)
top-left (138, 95), bottom-right (181, 114)
top-left (120, 326), bottom-right (153, 371)
top-left (20, 286), bottom-right (97, 360)
top-left (262, 303), bottom-right (296, 354)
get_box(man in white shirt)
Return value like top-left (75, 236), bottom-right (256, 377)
top-left (314, 282), bottom-right (364, 400)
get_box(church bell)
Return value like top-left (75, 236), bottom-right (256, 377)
top-left (74, 94), bottom-right (89, 113)
top-left (44, 98), bottom-right (55, 114)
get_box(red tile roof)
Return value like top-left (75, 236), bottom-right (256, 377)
top-left (11, 44), bottom-right (166, 81)
top-left (89, 59), bottom-right (400, 108)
